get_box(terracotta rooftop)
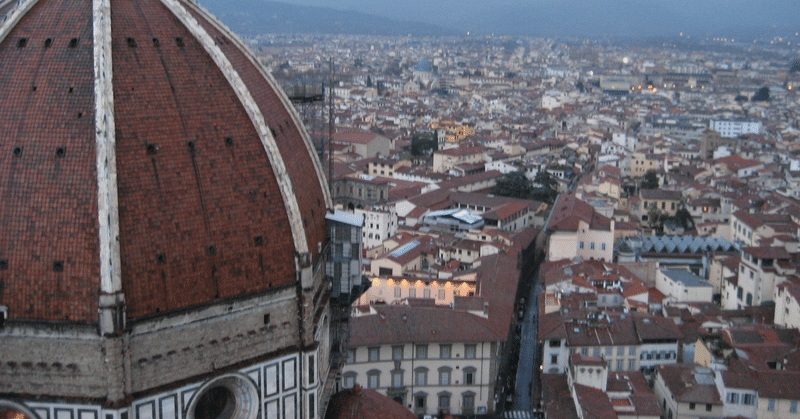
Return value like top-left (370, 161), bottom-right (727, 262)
top-left (656, 364), bottom-right (723, 405)
top-left (324, 385), bottom-right (416, 419)
top-left (640, 188), bottom-right (682, 201)
top-left (333, 130), bottom-right (387, 144)
top-left (351, 252), bottom-right (520, 346)
top-left (541, 374), bottom-right (579, 419)
top-left (548, 194), bottom-right (612, 232)
top-left (0, 0), bottom-right (329, 322)
top-left (573, 384), bottom-right (618, 419)
top-left (715, 154), bottom-right (763, 171)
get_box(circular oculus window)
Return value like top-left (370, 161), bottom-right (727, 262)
top-left (186, 374), bottom-right (259, 419)
top-left (0, 401), bottom-right (39, 419)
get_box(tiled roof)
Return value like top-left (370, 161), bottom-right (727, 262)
top-left (483, 201), bottom-right (532, 221)
top-left (561, 313), bottom-right (681, 347)
top-left (640, 189), bottom-right (682, 201)
top-left (656, 364), bottom-right (723, 404)
top-left (435, 145), bottom-right (486, 157)
top-left (734, 210), bottom-right (794, 230)
top-left (324, 385), bottom-right (417, 419)
top-left (573, 384), bottom-right (618, 419)
top-left (741, 246), bottom-right (793, 260)
top-left (541, 374), bottom-right (579, 419)
top-left (349, 304), bottom-right (502, 346)
top-left (351, 252), bottom-right (520, 346)
top-left (715, 154), bottom-right (762, 171)
top-left (622, 280), bottom-right (648, 297)
top-left (333, 130), bottom-right (384, 144)
top-left (749, 370), bottom-right (800, 399)
top-left (548, 194), bottom-right (612, 232)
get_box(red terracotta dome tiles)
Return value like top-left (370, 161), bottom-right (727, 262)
top-left (110, 0), bottom-right (296, 319)
top-left (0, 0), bottom-right (100, 323)
top-left (184, 2), bottom-right (329, 260)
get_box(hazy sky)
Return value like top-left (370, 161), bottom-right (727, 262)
top-left (279, 0), bottom-right (799, 38)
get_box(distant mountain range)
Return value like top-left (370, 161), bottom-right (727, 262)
top-left (197, 0), bottom-right (458, 37)
top-left (198, 0), bottom-right (799, 41)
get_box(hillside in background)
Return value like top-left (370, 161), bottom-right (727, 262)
top-left (200, 0), bottom-right (799, 41)
top-left (197, 0), bottom-right (458, 37)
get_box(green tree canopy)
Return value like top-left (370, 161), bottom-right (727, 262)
top-left (752, 86), bottom-right (770, 102)
top-left (674, 207), bottom-right (693, 229)
top-left (531, 170), bottom-right (558, 204)
top-left (641, 170), bottom-right (659, 189)
top-left (492, 170), bottom-right (534, 200)
top-left (534, 170), bottom-right (557, 189)
top-left (410, 134), bottom-right (437, 157)
top-left (646, 205), bottom-right (665, 234)
top-left (531, 187), bottom-right (557, 204)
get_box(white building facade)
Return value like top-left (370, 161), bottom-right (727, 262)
top-left (356, 206), bottom-right (398, 250)
top-left (343, 306), bottom-right (503, 417)
top-left (710, 119), bottom-right (762, 138)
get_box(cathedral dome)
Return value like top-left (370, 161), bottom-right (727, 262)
top-left (0, 0), bottom-right (330, 323)
top-left (324, 385), bottom-right (418, 419)
top-left (414, 58), bottom-right (434, 73)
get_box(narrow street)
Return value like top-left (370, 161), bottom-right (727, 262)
top-left (511, 265), bottom-right (542, 413)
top-left (507, 192), bottom-right (568, 417)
